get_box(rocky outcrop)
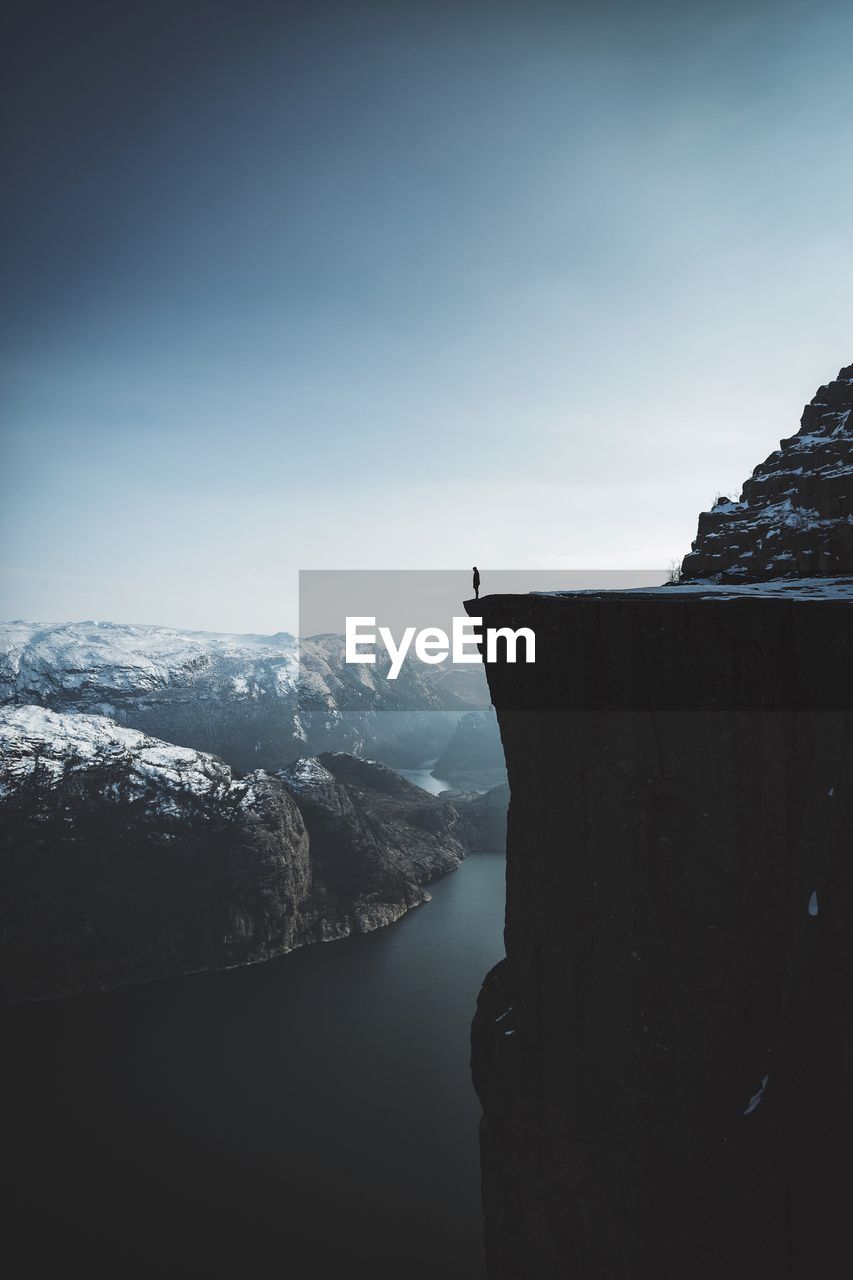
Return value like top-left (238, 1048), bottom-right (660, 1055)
top-left (0, 622), bottom-right (487, 772)
top-left (0, 706), bottom-right (313, 1003)
top-left (467, 582), bottom-right (852, 1277)
top-left (681, 363), bottom-right (852, 582)
top-left (280, 752), bottom-right (468, 931)
top-left (432, 707), bottom-right (507, 787)
top-left (0, 710), bottom-right (470, 1003)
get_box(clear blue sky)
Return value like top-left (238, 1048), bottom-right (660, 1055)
top-left (2, 0), bottom-right (851, 632)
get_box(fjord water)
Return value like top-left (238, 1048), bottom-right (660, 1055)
top-left (396, 761), bottom-right (454, 794)
top-left (5, 848), bottom-right (505, 1278)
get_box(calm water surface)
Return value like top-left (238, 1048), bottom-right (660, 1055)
top-left (396, 761), bottom-right (453, 794)
top-left (5, 849), bottom-right (505, 1279)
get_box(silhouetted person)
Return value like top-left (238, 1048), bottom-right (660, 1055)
top-left (472, 566), bottom-right (480, 600)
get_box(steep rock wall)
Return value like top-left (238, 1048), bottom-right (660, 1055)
top-left (468, 587), bottom-right (852, 1277)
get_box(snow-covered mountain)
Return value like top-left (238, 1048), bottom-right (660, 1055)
top-left (0, 704), bottom-right (311, 1001)
top-left (0, 706), bottom-right (470, 1002)
top-left (0, 621), bottom-right (487, 771)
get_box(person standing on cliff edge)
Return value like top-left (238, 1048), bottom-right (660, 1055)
top-left (472, 566), bottom-right (480, 600)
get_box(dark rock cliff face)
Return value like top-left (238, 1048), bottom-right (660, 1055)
top-left (0, 710), bottom-right (469, 1003)
top-left (467, 586), bottom-right (852, 1277)
top-left (681, 364), bottom-right (852, 582)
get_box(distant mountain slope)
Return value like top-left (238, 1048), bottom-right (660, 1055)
top-left (280, 751), bottom-right (467, 923)
top-left (0, 705), bottom-right (310, 1002)
top-left (0, 707), bottom-right (470, 1002)
top-left (432, 707), bottom-right (507, 786)
top-left (0, 621), bottom-right (488, 770)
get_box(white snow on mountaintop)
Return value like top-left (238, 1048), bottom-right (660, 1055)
top-left (0, 620), bottom-right (301, 701)
top-left (0, 704), bottom-right (237, 804)
top-left (0, 621), bottom-right (469, 712)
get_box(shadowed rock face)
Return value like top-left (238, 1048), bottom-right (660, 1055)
top-left (0, 706), bottom-right (312, 1003)
top-left (279, 751), bottom-right (468, 932)
top-left (681, 363), bottom-right (852, 582)
top-left (0, 711), bottom-right (469, 1003)
top-left (467, 584), bottom-right (852, 1278)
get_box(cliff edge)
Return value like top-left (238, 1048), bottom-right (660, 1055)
top-left (468, 364), bottom-right (853, 1278)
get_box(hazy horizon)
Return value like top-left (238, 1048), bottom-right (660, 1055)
top-left (2, 0), bottom-right (851, 633)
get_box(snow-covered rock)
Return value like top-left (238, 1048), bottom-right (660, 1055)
top-left (0, 705), bottom-right (314, 1002)
top-left (681, 363), bottom-right (853, 582)
top-left (0, 704), bottom-right (235, 804)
